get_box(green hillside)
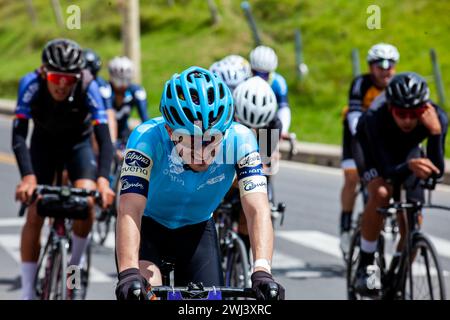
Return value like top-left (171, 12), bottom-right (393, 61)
top-left (1, 0), bottom-right (449, 149)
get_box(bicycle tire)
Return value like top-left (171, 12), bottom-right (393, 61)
top-left (402, 233), bottom-right (446, 300)
top-left (80, 238), bottom-right (92, 299)
top-left (225, 234), bottom-right (251, 293)
top-left (35, 240), bottom-right (53, 299)
top-left (48, 239), bottom-right (68, 300)
top-left (346, 229), bottom-right (360, 300)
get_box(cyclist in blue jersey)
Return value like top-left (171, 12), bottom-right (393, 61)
top-left (249, 45), bottom-right (291, 139)
top-left (12, 39), bottom-right (115, 299)
top-left (115, 66), bottom-right (284, 300)
top-left (83, 49), bottom-right (117, 143)
top-left (106, 56), bottom-right (149, 150)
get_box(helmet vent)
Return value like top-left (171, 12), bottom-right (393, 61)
top-left (170, 106), bottom-right (184, 126)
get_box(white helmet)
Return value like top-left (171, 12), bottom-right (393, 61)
top-left (249, 45), bottom-right (278, 73)
top-left (209, 57), bottom-right (251, 91)
top-left (233, 76), bottom-right (277, 128)
top-left (108, 56), bottom-right (134, 87)
top-left (223, 54), bottom-right (252, 76)
top-left (367, 43), bottom-right (400, 65)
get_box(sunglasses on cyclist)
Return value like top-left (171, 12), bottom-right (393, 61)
top-left (372, 59), bottom-right (396, 70)
top-left (391, 105), bottom-right (426, 119)
top-left (46, 70), bottom-right (80, 86)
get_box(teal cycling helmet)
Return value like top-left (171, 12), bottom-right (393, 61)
top-left (160, 66), bottom-right (234, 135)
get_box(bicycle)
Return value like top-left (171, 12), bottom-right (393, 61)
top-left (144, 263), bottom-right (279, 300)
top-left (94, 143), bottom-right (124, 245)
top-left (214, 200), bottom-right (251, 290)
top-left (19, 185), bottom-right (101, 300)
top-left (340, 184), bottom-right (399, 264)
top-left (346, 177), bottom-right (450, 300)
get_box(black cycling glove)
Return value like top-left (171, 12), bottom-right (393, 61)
top-left (115, 268), bottom-right (149, 300)
top-left (251, 270), bottom-right (285, 300)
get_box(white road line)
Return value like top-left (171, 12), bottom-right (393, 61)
top-left (280, 160), bottom-right (341, 176)
top-left (277, 230), bottom-right (449, 276)
top-left (0, 233), bottom-right (114, 283)
top-left (272, 250), bottom-right (306, 270)
top-left (276, 230), bottom-right (342, 259)
top-left (429, 236), bottom-right (450, 260)
top-left (0, 218), bottom-right (24, 227)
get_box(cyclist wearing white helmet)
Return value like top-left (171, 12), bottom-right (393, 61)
top-left (225, 76), bottom-right (282, 252)
top-left (115, 66), bottom-right (285, 301)
top-left (106, 56), bottom-right (148, 148)
top-left (249, 45), bottom-right (291, 139)
top-left (339, 43), bottom-right (399, 256)
top-left (209, 54), bottom-right (251, 92)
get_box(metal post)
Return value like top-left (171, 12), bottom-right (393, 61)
top-left (295, 29), bottom-right (305, 81)
top-left (351, 48), bottom-right (361, 78)
top-left (25, 0), bottom-right (38, 25)
top-left (122, 0), bottom-right (141, 84)
top-left (430, 49), bottom-right (446, 107)
top-left (207, 0), bottom-right (221, 25)
top-left (51, 0), bottom-right (64, 28)
top-left (241, 1), bottom-right (261, 46)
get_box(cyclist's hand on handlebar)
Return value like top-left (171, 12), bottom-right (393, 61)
top-left (15, 174), bottom-right (37, 204)
top-left (408, 158), bottom-right (440, 180)
top-left (97, 177), bottom-right (115, 209)
top-left (251, 270), bottom-right (285, 300)
top-left (281, 132), bottom-right (291, 140)
top-left (115, 268), bottom-right (149, 300)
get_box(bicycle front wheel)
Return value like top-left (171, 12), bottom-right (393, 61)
top-left (48, 239), bottom-right (68, 300)
top-left (225, 235), bottom-right (250, 291)
top-left (402, 233), bottom-right (446, 300)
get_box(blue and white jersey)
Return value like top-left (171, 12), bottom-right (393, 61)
top-left (120, 117), bottom-right (267, 229)
top-left (95, 76), bottom-right (113, 110)
top-left (269, 72), bottom-right (289, 109)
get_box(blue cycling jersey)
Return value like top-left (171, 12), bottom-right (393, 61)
top-left (103, 82), bottom-right (149, 139)
top-left (95, 76), bottom-right (113, 110)
top-left (120, 117), bottom-right (266, 229)
top-left (269, 72), bottom-right (289, 109)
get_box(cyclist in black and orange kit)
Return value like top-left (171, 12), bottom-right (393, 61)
top-left (339, 43), bottom-right (400, 255)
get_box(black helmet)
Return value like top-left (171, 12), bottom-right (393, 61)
top-left (83, 48), bottom-right (102, 76)
top-left (386, 72), bottom-right (430, 109)
top-left (42, 38), bottom-right (84, 72)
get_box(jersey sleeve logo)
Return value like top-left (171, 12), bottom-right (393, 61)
top-left (237, 151), bottom-right (261, 169)
top-left (120, 149), bottom-right (152, 197)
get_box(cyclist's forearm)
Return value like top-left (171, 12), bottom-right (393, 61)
top-left (241, 192), bottom-right (274, 266)
top-left (106, 109), bottom-right (117, 144)
top-left (94, 123), bottom-right (114, 179)
top-left (12, 118), bottom-right (33, 177)
top-left (427, 134), bottom-right (445, 176)
top-left (277, 106), bottom-right (291, 134)
top-left (116, 194), bottom-right (146, 272)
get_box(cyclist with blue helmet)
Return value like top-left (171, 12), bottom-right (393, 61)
top-left (115, 66), bottom-right (285, 301)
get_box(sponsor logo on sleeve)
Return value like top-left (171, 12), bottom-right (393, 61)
top-left (120, 149), bottom-right (152, 196)
top-left (237, 152), bottom-right (261, 169)
top-left (239, 175), bottom-right (267, 196)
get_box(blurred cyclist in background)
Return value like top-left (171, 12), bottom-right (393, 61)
top-left (106, 56), bottom-right (149, 157)
top-left (210, 54), bottom-right (252, 92)
top-left (83, 48), bottom-right (117, 143)
top-left (249, 45), bottom-right (291, 139)
top-left (339, 43), bottom-right (399, 256)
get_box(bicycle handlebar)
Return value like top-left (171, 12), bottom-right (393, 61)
top-left (18, 185), bottom-right (101, 217)
top-left (148, 285), bottom-right (257, 299)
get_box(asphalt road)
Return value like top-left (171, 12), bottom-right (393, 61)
top-left (0, 114), bottom-right (449, 300)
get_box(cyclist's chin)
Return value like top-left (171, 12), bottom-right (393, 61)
top-left (187, 163), bottom-right (210, 172)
